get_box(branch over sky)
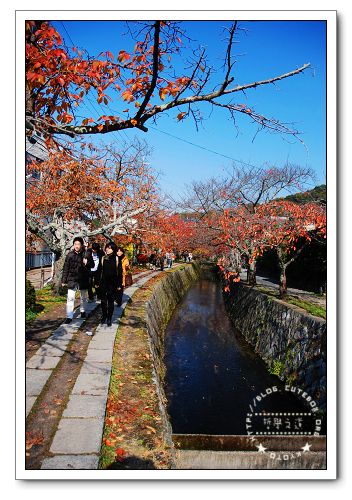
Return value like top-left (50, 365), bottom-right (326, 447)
top-left (26, 20), bottom-right (310, 144)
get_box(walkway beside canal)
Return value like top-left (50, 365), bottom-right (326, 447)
top-left (26, 266), bottom-right (180, 469)
top-left (239, 271), bottom-right (326, 309)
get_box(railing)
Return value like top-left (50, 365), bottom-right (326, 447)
top-left (26, 251), bottom-right (54, 270)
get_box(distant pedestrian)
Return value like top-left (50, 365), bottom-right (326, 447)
top-left (188, 252), bottom-right (193, 262)
top-left (154, 253), bottom-right (164, 271)
top-left (165, 251), bottom-right (172, 268)
top-left (149, 252), bottom-right (157, 270)
top-left (62, 237), bottom-right (94, 324)
top-left (86, 242), bottom-right (104, 301)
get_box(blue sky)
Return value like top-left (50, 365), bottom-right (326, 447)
top-left (52, 20), bottom-right (326, 200)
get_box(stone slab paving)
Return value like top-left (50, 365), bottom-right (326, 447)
top-left (41, 454), bottom-right (99, 470)
top-left (26, 396), bottom-right (37, 418)
top-left (26, 312), bottom-right (86, 416)
top-left (25, 269), bottom-right (156, 419)
top-left (26, 355), bottom-right (62, 370)
top-left (41, 268), bottom-right (171, 470)
top-left (83, 348), bottom-right (113, 364)
top-left (26, 369), bottom-right (52, 397)
top-left (71, 372), bottom-right (111, 396)
top-left (50, 417), bottom-right (105, 454)
top-left (63, 394), bottom-right (107, 418)
top-left (44, 338), bottom-right (71, 349)
top-left (88, 334), bottom-right (115, 350)
top-left (80, 361), bottom-right (111, 375)
top-left (35, 343), bottom-right (69, 357)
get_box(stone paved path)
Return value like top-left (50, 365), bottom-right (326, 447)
top-left (26, 269), bottom-right (154, 418)
top-left (25, 267), bottom-right (178, 470)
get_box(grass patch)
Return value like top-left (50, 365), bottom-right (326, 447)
top-left (35, 285), bottom-right (67, 306)
top-left (26, 285), bottom-right (69, 324)
top-left (256, 286), bottom-right (326, 319)
top-left (285, 297), bottom-right (326, 319)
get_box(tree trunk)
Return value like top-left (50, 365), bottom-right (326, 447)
top-left (51, 253), bottom-right (66, 294)
top-left (279, 264), bottom-right (287, 298)
top-left (247, 259), bottom-right (257, 286)
top-left (229, 248), bottom-right (241, 273)
top-left (277, 247), bottom-right (287, 298)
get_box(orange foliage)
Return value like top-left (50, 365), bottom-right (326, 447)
top-left (25, 21), bottom-right (195, 138)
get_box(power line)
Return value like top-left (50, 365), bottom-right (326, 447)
top-left (148, 125), bottom-right (257, 168)
top-left (59, 21), bottom-right (75, 47)
top-left (59, 22), bottom-right (255, 167)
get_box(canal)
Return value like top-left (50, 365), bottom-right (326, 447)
top-left (164, 278), bottom-right (312, 435)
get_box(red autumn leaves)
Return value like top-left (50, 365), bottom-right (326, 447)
top-left (214, 199), bottom-right (326, 294)
top-left (139, 213), bottom-right (196, 254)
top-left (26, 22), bottom-right (123, 128)
top-left (26, 21), bottom-right (196, 135)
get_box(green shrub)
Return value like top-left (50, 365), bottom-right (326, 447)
top-left (26, 279), bottom-right (36, 310)
top-left (269, 359), bottom-right (285, 378)
top-left (25, 309), bottom-right (37, 322)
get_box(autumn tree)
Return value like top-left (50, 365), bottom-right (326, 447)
top-left (253, 200), bottom-right (326, 297)
top-left (181, 163), bottom-right (314, 284)
top-left (26, 140), bottom-right (158, 290)
top-left (133, 211), bottom-right (197, 256)
top-left (26, 20), bottom-right (311, 144)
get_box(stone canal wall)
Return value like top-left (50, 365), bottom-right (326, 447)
top-left (223, 281), bottom-right (327, 409)
top-left (144, 263), bottom-right (202, 451)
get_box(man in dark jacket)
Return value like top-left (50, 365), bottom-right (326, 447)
top-left (62, 236), bottom-right (94, 324)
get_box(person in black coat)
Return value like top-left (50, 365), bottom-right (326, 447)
top-left (62, 237), bottom-right (94, 324)
top-left (86, 242), bottom-right (104, 300)
top-left (95, 242), bottom-right (119, 327)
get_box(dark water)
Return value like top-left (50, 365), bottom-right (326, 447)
top-left (164, 279), bottom-right (319, 435)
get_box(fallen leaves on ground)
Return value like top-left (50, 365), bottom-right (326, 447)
top-left (115, 448), bottom-right (126, 462)
top-left (26, 431), bottom-right (44, 452)
top-left (145, 425), bottom-right (157, 434)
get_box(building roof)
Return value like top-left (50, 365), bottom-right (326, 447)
top-left (26, 134), bottom-right (48, 162)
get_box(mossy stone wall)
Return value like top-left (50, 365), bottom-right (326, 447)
top-left (223, 281), bottom-right (327, 409)
top-left (144, 263), bottom-right (201, 448)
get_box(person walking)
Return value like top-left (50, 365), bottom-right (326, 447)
top-left (96, 243), bottom-right (129, 326)
top-left (115, 246), bottom-right (129, 307)
top-left (149, 252), bottom-right (157, 270)
top-left (62, 237), bottom-right (94, 324)
top-left (165, 251), bottom-right (172, 268)
top-left (159, 253), bottom-right (165, 271)
top-left (86, 242), bottom-right (103, 301)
